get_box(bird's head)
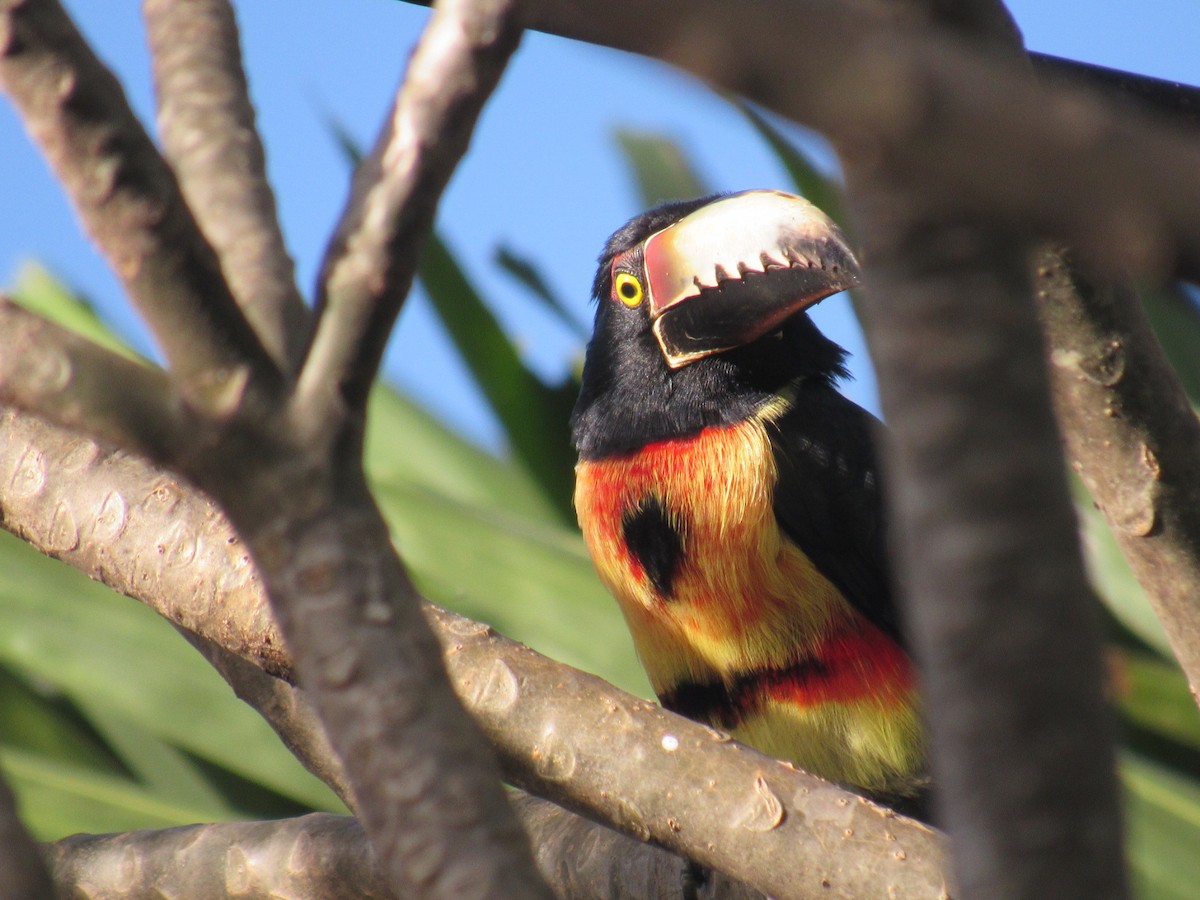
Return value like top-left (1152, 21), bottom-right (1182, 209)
top-left (573, 190), bottom-right (861, 458)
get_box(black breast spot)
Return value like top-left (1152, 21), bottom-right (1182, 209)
top-left (622, 495), bottom-right (685, 599)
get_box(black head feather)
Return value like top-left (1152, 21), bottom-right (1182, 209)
top-left (572, 197), bottom-right (850, 460)
top-left (590, 194), bottom-right (722, 302)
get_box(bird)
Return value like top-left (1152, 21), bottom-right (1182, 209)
top-left (571, 189), bottom-right (926, 811)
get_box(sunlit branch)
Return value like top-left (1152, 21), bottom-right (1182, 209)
top-left (0, 298), bottom-right (193, 464)
top-left (0, 0), bottom-right (282, 401)
top-left (144, 0), bottom-right (309, 369)
top-left (299, 0), bottom-right (524, 432)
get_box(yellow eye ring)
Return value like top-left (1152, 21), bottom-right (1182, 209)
top-left (614, 272), bottom-right (644, 308)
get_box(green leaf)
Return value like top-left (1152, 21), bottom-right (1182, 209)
top-left (364, 383), bottom-right (560, 522)
top-left (613, 128), bottom-right (709, 207)
top-left (323, 112), bottom-right (582, 518)
top-left (0, 663), bottom-right (124, 776)
top-left (1075, 478), bottom-right (1174, 657)
top-left (418, 233), bottom-right (577, 517)
top-left (1118, 651), bottom-right (1200, 754)
top-left (1, 745), bottom-right (231, 839)
top-left (364, 390), bottom-right (647, 696)
top-left (70, 698), bottom-right (234, 816)
top-left (0, 530), bottom-right (343, 821)
top-left (1123, 752), bottom-right (1200, 900)
top-left (1142, 283), bottom-right (1200, 403)
top-left (371, 476), bottom-right (648, 695)
top-left (318, 107), bottom-right (365, 168)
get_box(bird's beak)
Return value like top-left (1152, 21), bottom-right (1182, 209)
top-left (642, 190), bottom-right (861, 368)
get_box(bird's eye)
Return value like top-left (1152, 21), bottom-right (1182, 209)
top-left (614, 272), bottom-right (644, 308)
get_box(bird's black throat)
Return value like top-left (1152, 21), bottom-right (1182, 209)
top-left (571, 311), bottom-right (849, 460)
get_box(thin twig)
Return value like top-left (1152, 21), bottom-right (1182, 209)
top-left (0, 0), bottom-right (281, 399)
top-left (176, 627), bottom-right (358, 812)
top-left (298, 0), bottom-right (524, 429)
top-left (143, 0), bottom-right (309, 369)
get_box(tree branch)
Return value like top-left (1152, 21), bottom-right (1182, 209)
top-left (0, 298), bottom-right (195, 464)
top-left (0, 0), bottom-right (280, 399)
top-left (47, 815), bottom-right (392, 900)
top-left (175, 626), bottom-right (358, 812)
top-left (171, 634), bottom-right (772, 899)
top-left (143, 0), bottom-right (309, 369)
top-left (46, 802), bottom-right (774, 900)
top-left (298, 0), bottom-right (524, 428)
top-left (1035, 252), bottom-right (1200, 693)
top-left (1030, 53), bottom-right (1200, 130)
top-left (399, 0), bottom-right (1200, 284)
top-left (510, 792), bottom-right (768, 900)
top-left (833, 2), bottom-right (1127, 894)
top-left (5, 3), bottom-right (550, 894)
top-left (0, 408), bottom-right (949, 897)
top-left (0, 405), bottom-right (290, 678)
top-left (849, 195), bottom-right (1127, 898)
top-left (428, 602), bottom-right (949, 898)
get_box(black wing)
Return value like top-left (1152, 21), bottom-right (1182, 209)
top-left (766, 383), bottom-right (903, 644)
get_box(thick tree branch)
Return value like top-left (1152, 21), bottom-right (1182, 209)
top-left (1036, 253), bottom-right (1200, 693)
top-left (47, 815), bottom-right (392, 900)
top-left (0, 406), bottom-right (290, 678)
top-left (143, 0), bottom-right (309, 369)
top-left (429, 602), bottom-right (948, 898)
top-left (849, 197), bottom-right (1126, 898)
top-left (0, 771), bottom-right (54, 900)
top-left (46, 803), bottom-right (772, 900)
top-left (510, 792), bottom-right (765, 900)
top-left (6, 3), bottom-right (549, 891)
top-left (176, 629), bottom-right (774, 899)
top-left (172, 636), bottom-right (771, 899)
top-left (0, 0), bottom-right (282, 398)
top-left (1030, 53), bottom-right (1200, 130)
top-left (836, 2), bottom-right (1126, 894)
top-left (299, 0), bottom-right (524, 427)
top-left (400, 0), bottom-right (1200, 284)
top-left (0, 298), bottom-right (195, 464)
top-left (0, 409), bottom-right (949, 897)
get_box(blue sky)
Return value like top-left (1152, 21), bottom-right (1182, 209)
top-left (2, 1), bottom-right (1197, 450)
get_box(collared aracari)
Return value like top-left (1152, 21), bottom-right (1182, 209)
top-left (572, 190), bottom-right (925, 807)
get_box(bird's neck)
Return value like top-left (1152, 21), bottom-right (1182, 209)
top-left (571, 314), bottom-right (848, 460)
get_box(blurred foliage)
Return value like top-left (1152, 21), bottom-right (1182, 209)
top-left (613, 128), bottom-right (707, 206)
top-left (493, 244), bottom-right (589, 342)
top-left (2, 86), bottom-right (1200, 900)
top-left (419, 234), bottom-right (578, 517)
